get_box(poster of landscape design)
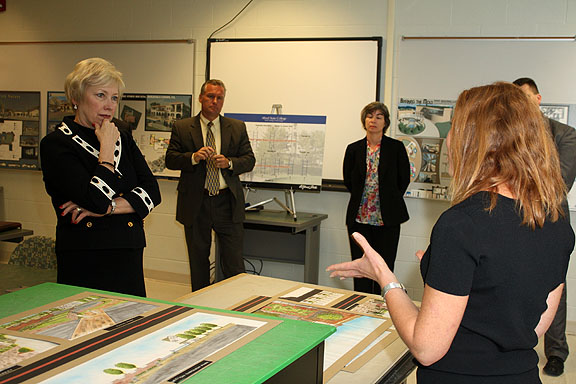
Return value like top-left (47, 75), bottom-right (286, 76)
top-left (396, 98), bottom-right (454, 138)
top-left (0, 91), bottom-right (41, 169)
top-left (398, 135), bottom-right (450, 186)
top-left (248, 299), bottom-right (389, 383)
top-left (145, 94), bottom-right (192, 132)
top-left (0, 332), bottom-right (59, 372)
top-left (47, 91), bottom-right (75, 135)
top-left (119, 93), bottom-right (191, 178)
top-left (39, 311), bottom-right (277, 384)
top-left (0, 293), bottom-right (279, 384)
top-left (0, 294), bottom-right (160, 341)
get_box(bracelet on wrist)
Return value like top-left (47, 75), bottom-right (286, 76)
top-left (98, 160), bottom-right (115, 168)
top-left (381, 282), bottom-right (407, 299)
top-left (105, 199), bottom-right (117, 216)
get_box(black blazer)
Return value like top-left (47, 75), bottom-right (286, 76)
top-left (40, 116), bottom-right (161, 251)
top-left (343, 135), bottom-right (410, 227)
top-left (165, 113), bottom-right (255, 225)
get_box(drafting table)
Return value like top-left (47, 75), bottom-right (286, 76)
top-left (178, 274), bottom-right (416, 384)
top-left (0, 282), bottom-right (334, 384)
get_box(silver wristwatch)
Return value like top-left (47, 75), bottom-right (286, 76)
top-left (381, 282), bottom-right (407, 298)
top-left (106, 199), bottom-right (116, 216)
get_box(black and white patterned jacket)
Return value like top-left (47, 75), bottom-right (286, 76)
top-left (40, 116), bottom-right (161, 250)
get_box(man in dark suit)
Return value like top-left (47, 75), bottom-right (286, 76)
top-left (514, 77), bottom-right (576, 377)
top-left (166, 79), bottom-right (255, 291)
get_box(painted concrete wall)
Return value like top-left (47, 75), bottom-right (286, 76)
top-left (2, 0), bottom-right (576, 321)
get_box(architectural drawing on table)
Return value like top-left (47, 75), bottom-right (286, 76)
top-left (39, 312), bottom-right (269, 384)
top-left (280, 287), bottom-right (347, 307)
top-left (347, 298), bottom-right (390, 318)
top-left (0, 333), bottom-right (59, 371)
top-left (251, 300), bottom-right (388, 380)
top-left (0, 295), bottom-right (159, 341)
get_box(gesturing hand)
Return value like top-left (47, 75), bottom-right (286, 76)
top-left (326, 232), bottom-right (394, 288)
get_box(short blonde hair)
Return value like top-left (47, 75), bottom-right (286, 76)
top-left (450, 82), bottom-right (565, 229)
top-left (64, 58), bottom-right (125, 104)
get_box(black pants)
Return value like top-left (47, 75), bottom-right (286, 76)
top-left (56, 247), bottom-right (146, 297)
top-left (184, 189), bottom-right (245, 291)
top-left (544, 282), bottom-right (569, 361)
top-left (347, 221), bottom-right (401, 295)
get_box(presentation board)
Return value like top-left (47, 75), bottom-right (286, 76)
top-left (208, 38), bottom-right (382, 186)
top-left (395, 39), bottom-right (576, 206)
top-left (225, 113), bottom-right (327, 190)
top-left (0, 40), bottom-right (195, 174)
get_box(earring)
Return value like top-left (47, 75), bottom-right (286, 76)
top-left (73, 104), bottom-right (78, 110)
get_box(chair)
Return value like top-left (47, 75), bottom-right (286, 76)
top-left (8, 236), bottom-right (57, 269)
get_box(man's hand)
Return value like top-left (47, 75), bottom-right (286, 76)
top-left (193, 146), bottom-right (215, 162)
top-left (212, 154), bottom-right (230, 168)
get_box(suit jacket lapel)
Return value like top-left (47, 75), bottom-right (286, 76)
top-left (190, 114), bottom-right (204, 149)
top-left (220, 115), bottom-right (231, 155)
top-left (359, 138), bottom-right (367, 180)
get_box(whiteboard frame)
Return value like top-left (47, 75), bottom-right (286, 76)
top-left (207, 37), bottom-right (383, 191)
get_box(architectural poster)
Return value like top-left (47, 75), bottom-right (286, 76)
top-left (229, 283), bottom-right (398, 383)
top-left (119, 93), bottom-right (192, 178)
top-left (0, 293), bottom-right (279, 384)
top-left (396, 98), bottom-right (453, 195)
top-left (225, 113), bottom-right (327, 190)
top-left (46, 92), bottom-right (74, 135)
top-left (0, 91), bottom-right (40, 170)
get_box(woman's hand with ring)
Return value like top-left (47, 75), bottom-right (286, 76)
top-left (60, 201), bottom-right (106, 223)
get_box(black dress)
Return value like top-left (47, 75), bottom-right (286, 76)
top-left (40, 116), bottom-right (161, 296)
top-left (418, 192), bottom-right (574, 383)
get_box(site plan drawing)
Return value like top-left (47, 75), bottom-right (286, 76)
top-left (225, 113), bottom-right (326, 189)
top-left (230, 283), bottom-right (398, 382)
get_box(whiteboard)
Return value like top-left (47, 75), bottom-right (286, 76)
top-left (208, 38), bottom-right (382, 185)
